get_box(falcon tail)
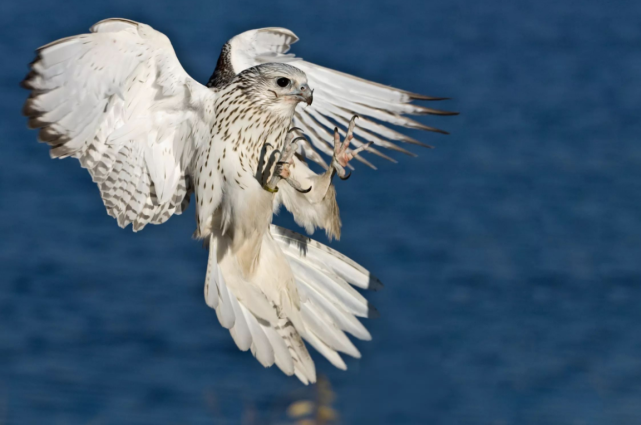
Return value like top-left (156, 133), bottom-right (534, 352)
top-left (203, 225), bottom-right (381, 384)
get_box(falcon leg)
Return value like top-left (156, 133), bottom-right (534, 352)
top-left (262, 128), bottom-right (311, 193)
top-left (329, 115), bottom-right (372, 180)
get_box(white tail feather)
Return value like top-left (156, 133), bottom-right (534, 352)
top-left (203, 227), bottom-right (380, 383)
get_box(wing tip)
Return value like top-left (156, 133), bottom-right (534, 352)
top-left (367, 303), bottom-right (381, 319)
top-left (416, 108), bottom-right (460, 117)
top-left (409, 93), bottom-right (451, 101)
top-left (411, 122), bottom-right (449, 136)
top-left (90, 17), bottom-right (140, 33)
top-left (367, 275), bottom-right (385, 291)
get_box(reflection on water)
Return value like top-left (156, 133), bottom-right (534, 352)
top-left (284, 376), bottom-right (339, 425)
top-left (203, 376), bottom-right (339, 425)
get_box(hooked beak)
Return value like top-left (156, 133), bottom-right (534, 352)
top-left (292, 84), bottom-right (313, 106)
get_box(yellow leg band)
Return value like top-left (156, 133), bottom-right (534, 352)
top-left (262, 184), bottom-right (279, 193)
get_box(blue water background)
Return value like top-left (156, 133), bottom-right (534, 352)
top-left (0, 0), bottom-right (639, 423)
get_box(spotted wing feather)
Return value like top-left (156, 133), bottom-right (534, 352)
top-left (22, 18), bottom-right (218, 231)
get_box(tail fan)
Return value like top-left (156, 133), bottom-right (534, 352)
top-left (271, 225), bottom-right (382, 370)
top-left (203, 227), bottom-right (381, 383)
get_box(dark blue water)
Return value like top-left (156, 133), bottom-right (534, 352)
top-left (1, 0), bottom-right (639, 423)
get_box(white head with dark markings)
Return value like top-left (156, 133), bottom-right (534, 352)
top-left (234, 63), bottom-right (312, 115)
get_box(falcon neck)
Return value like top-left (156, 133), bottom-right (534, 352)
top-left (213, 85), bottom-right (294, 174)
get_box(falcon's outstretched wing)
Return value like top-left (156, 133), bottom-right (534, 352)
top-left (22, 18), bottom-right (217, 231)
top-left (209, 27), bottom-right (456, 168)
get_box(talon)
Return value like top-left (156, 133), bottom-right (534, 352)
top-left (330, 115), bottom-right (362, 180)
top-left (286, 177), bottom-right (312, 193)
top-left (351, 141), bottom-right (373, 155)
top-left (347, 115), bottom-right (358, 136)
top-left (339, 170), bottom-right (351, 181)
top-left (263, 128), bottom-right (313, 194)
top-left (279, 136), bottom-right (305, 168)
top-left (290, 136), bottom-right (307, 145)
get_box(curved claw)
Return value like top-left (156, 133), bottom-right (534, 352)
top-left (339, 170), bottom-right (351, 181)
top-left (281, 136), bottom-right (306, 164)
top-left (285, 177), bottom-right (312, 193)
top-left (264, 142), bottom-right (274, 149)
top-left (288, 127), bottom-right (304, 134)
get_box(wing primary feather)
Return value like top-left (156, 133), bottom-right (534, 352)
top-left (409, 94), bottom-right (451, 101)
top-left (324, 113), bottom-right (401, 163)
top-left (189, 26), bottom-right (456, 168)
top-left (412, 107), bottom-right (459, 116)
top-left (351, 153), bottom-right (377, 169)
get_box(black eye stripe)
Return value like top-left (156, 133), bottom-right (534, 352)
top-left (276, 77), bottom-right (290, 88)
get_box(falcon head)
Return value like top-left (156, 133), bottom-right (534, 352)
top-left (236, 63), bottom-right (313, 113)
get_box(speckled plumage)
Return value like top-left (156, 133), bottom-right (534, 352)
top-left (194, 64), bottom-right (307, 240)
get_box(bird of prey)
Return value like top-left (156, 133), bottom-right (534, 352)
top-left (21, 18), bottom-right (455, 384)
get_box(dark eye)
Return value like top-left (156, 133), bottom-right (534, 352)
top-left (276, 77), bottom-right (290, 88)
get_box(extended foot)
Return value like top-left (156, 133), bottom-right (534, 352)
top-left (263, 128), bottom-right (311, 193)
top-left (331, 116), bottom-right (372, 180)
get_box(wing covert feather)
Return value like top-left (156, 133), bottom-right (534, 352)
top-left (22, 18), bottom-right (218, 231)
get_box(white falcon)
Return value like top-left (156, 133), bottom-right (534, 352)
top-left (21, 18), bottom-right (456, 384)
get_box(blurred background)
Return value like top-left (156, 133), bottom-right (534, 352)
top-left (0, 0), bottom-right (638, 423)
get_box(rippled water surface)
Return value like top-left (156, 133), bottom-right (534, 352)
top-left (0, 0), bottom-right (639, 423)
